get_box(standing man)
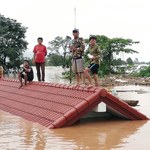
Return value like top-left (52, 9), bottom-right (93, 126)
top-left (33, 37), bottom-right (47, 81)
top-left (84, 36), bottom-right (101, 87)
top-left (70, 29), bottom-right (85, 86)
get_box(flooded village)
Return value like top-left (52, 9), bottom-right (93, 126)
top-left (0, 0), bottom-right (150, 149)
top-left (0, 65), bottom-right (150, 150)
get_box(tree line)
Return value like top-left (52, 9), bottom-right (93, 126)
top-left (46, 35), bottom-right (139, 75)
top-left (2, 14), bottom-right (148, 76)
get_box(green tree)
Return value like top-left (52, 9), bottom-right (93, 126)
top-left (132, 65), bottom-right (150, 77)
top-left (112, 58), bottom-right (126, 66)
top-left (47, 36), bottom-right (71, 67)
top-left (47, 53), bottom-right (64, 66)
top-left (0, 14), bottom-right (28, 69)
top-left (47, 36), bottom-right (63, 55)
top-left (126, 57), bottom-right (134, 65)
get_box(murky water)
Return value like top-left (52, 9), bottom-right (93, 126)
top-left (1, 67), bottom-right (150, 150)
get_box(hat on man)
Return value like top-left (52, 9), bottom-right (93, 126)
top-left (72, 28), bottom-right (79, 33)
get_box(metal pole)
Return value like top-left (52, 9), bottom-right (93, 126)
top-left (74, 7), bottom-right (76, 28)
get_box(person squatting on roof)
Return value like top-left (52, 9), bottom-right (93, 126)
top-left (69, 29), bottom-right (85, 86)
top-left (18, 60), bottom-right (34, 88)
top-left (84, 35), bottom-right (101, 87)
top-left (33, 37), bottom-right (47, 82)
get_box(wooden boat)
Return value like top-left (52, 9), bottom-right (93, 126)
top-left (123, 100), bottom-right (139, 107)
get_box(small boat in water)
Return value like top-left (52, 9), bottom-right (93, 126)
top-left (123, 100), bottom-right (139, 107)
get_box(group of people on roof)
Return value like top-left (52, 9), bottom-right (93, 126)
top-left (18, 29), bottom-right (101, 88)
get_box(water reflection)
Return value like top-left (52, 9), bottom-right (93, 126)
top-left (0, 111), bottom-right (148, 150)
top-left (51, 119), bottom-right (147, 150)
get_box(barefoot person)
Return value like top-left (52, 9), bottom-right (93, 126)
top-left (33, 37), bottom-right (47, 81)
top-left (84, 36), bottom-right (101, 87)
top-left (69, 29), bottom-right (85, 86)
top-left (18, 60), bottom-right (34, 88)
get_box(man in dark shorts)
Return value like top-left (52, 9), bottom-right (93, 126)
top-left (18, 60), bottom-right (34, 88)
top-left (84, 36), bottom-right (101, 87)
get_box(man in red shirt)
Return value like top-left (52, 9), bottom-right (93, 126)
top-left (33, 37), bottom-right (47, 81)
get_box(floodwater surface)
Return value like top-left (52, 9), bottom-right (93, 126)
top-left (1, 67), bottom-right (150, 150)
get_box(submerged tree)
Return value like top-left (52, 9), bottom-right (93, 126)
top-left (0, 14), bottom-right (28, 69)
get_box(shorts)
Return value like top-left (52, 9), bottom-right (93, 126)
top-left (21, 72), bottom-right (33, 81)
top-left (88, 63), bottom-right (99, 74)
top-left (72, 58), bottom-right (84, 73)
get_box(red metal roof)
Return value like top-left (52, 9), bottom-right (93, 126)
top-left (0, 78), bottom-right (148, 128)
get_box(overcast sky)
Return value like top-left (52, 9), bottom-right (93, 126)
top-left (0, 0), bottom-right (150, 62)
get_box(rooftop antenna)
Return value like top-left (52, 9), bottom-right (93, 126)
top-left (74, 7), bottom-right (76, 28)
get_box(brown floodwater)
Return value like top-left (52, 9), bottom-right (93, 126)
top-left (1, 67), bottom-right (150, 150)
